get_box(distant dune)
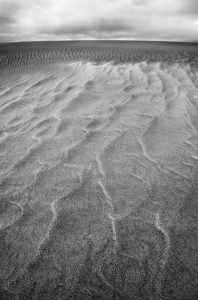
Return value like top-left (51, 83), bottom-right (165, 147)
top-left (0, 41), bottom-right (198, 300)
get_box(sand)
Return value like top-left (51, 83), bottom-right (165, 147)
top-left (0, 41), bottom-right (198, 299)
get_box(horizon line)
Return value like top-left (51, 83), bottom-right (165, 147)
top-left (1, 39), bottom-right (198, 46)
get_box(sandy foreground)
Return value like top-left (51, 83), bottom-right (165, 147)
top-left (0, 41), bottom-right (198, 299)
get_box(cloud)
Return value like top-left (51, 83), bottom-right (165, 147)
top-left (95, 19), bottom-right (130, 33)
top-left (179, 0), bottom-right (198, 16)
top-left (0, 1), bottom-right (20, 33)
top-left (0, 0), bottom-right (198, 42)
top-left (41, 18), bottom-right (130, 36)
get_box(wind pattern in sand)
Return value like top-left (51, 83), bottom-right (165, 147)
top-left (0, 41), bottom-right (198, 300)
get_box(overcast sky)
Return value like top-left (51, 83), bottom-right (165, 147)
top-left (0, 0), bottom-right (198, 42)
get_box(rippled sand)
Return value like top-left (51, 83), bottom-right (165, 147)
top-left (0, 41), bottom-right (198, 299)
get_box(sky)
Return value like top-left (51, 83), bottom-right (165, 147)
top-left (0, 0), bottom-right (198, 42)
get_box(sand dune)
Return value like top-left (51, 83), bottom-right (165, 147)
top-left (0, 42), bottom-right (198, 299)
